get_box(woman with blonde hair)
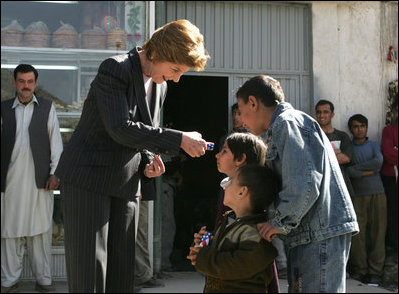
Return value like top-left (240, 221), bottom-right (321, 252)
top-left (55, 19), bottom-right (210, 293)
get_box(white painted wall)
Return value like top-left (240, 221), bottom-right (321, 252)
top-left (312, 1), bottom-right (398, 141)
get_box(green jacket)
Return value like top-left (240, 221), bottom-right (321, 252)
top-left (195, 211), bottom-right (278, 293)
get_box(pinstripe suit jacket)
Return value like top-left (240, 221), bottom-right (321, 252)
top-left (55, 47), bottom-right (182, 199)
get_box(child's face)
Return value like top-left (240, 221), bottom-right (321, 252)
top-left (215, 141), bottom-right (238, 177)
top-left (237, 97), bottom-right (266, 136)
top-left (232, 108), bottom-right (244, 130)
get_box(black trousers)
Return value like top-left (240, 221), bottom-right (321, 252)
top-left (61, 182), bottom-right (139, 293)
top-left (381, 175), bottom-right (398, 250)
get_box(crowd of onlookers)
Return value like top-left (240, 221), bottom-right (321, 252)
top-left (314, 97), bottom-right (398, 286)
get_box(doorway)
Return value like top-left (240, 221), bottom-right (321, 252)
top-left (163, 75), bottom-right (228, 270)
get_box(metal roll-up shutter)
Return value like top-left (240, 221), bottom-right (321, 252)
top-left (165, 1), bottom-right (312, 113)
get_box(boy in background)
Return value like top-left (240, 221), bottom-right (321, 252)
top-left (347, 114), bottom-right (387, 285)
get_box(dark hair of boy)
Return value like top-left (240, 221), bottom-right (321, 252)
top-left (225, 132), bottom-right (267, 166)
top-left (235, 75), bottom-right (284, 107)
top-left (236, 164), bottom-right (280, 214)
top-left (13, 64), bottom-right (38, 81)
top-left (348, 114), bottom-right (368, 129)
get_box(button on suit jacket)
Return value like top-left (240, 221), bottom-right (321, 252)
top-left (55, 47), bottom-right (182, 199)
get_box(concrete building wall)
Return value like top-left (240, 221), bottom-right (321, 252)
top-left (312, 1), bottom-right (398, 141)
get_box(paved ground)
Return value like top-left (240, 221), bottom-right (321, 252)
top-left (16, 271), bottom-right (397, 293)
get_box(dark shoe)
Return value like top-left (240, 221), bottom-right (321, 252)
top-left (350, 272), bottom-right (367, 283)
top-left (367, 274), bottom-right (381, 286)
top-left (1, 283), bottom-right (19, 293)
top-left (138, 277), bottom-right (165, 288)
top-left (35, 283), bottom-right (55, 293)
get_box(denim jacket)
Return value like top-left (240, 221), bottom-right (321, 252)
top-left (261, 103), bottom-right (359, 249)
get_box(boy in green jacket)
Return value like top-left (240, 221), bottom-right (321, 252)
top-left (187, 164), bottom-right (280, 293)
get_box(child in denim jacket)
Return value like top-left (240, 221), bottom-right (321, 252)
top-left (235, 75), bottom-right (359, 292)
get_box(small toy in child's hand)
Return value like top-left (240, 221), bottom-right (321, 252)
top-left (206, 142), bottom-right (214, 151)
top-left (199, 232), bottom-right (212, 247)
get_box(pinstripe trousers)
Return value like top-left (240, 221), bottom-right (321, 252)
top-left (61, 182), bottom-right (139, 293)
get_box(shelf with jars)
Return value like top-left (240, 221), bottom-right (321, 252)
top-left (1, 46), bottom-right (128, 62)
top-left (1, 0), bottom-right (146, 115)
top-left (1, 1), bottom-right (146, 51)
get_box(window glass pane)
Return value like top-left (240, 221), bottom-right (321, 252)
top-left (125, 1), bottom-right (146, 49)
top-left (1, 1), bottom-right (147, 112)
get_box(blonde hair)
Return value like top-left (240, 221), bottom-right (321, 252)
top-left (142, 19), bottom-right (210, 71)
